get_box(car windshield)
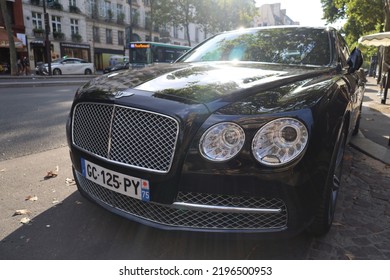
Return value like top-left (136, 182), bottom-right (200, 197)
top-left (178, 27), bottom-right (332, 66)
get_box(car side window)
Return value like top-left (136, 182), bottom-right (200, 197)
top-left (337, 34), bottom-right (350, 67)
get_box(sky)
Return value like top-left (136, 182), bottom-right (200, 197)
top-left (255, 0), bottom-right (341, 28)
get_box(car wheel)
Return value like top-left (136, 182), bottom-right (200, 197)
top-left (53, 68), bottom-right (62, 75)
top-left (307, 124), bottom-right (347, 236)
top-left (85, 69), bottom-right (92, 75)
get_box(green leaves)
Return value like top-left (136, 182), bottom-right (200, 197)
top-left (321, 0), bottom-right (385, 47)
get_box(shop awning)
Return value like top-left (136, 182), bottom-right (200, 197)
top-left (358, 31), bottom-right (390, 47)
top-left (0, 28), bottom-right (24, 48)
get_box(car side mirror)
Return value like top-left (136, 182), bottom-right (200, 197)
top-left (347, 47), bottom-right (363, 73)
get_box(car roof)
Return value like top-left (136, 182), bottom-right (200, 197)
top-left (221, 25), bottom-right (336, 35)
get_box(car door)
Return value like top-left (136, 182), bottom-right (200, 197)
top-left (61, 59), bottom-right (75, 74)
top-left (336, 33), bottom-right (365, 133)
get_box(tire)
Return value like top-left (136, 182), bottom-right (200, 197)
top-left (53, 68), bottom-right (62, 75)
top-left (85, 69), bottom-right (92, 75)
top-left (307, 124), bottom-right (347, 236)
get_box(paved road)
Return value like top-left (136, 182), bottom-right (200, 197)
top-left (0, 85), bottom-right (79, 161)
top-left (0, 147), bottom-right (313, 260)
top-left (307, 147), bottom-right (390, 259)
top-left (0, 143), bottom-right (388, 259)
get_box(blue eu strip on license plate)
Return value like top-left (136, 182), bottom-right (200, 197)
top-left (81, 158), bottom-right (150, 202)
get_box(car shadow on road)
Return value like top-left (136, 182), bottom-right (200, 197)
top-left (0, 191), bottom-right (313, 260)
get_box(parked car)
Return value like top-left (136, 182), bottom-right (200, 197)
top-left (36, 57), bottom-right (95, 75)
top-left (103, 62), bottom-right (130, 74)
top-left (66, 26), bottom-right (365, 237)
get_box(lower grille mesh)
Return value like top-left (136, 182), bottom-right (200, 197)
top-left (76, 172), bottom-right (288, 230)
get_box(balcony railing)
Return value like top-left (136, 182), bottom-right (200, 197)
top-left (33, 28), bottom-right (45, 38)
top-left (69, 5), bottom-right (81, 14)
top-left (53, 31), bottom-right (65, 41)
top-left (71, 33), bottom-right (82, 42)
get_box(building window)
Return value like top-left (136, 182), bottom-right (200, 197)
top-left (195, 27), bottom-right (199, 43)
top-left (118, 30), bottom-right (124, 45)
top-left (51, 16), bottom-right (62, 32)
top-left (104, 1), bottom-right (111, 18)
top-left (32, 12), bottom-right (43, 30)
top-left (93, 26), bottom-right (100, 42)
top-left (117, 4), bottom-right (124, 23)
top-left (173, 26), bottom-right (178, 39)
top-left (69, 0), bottom-right (77, 6)
top-left (145, 13), bottom-right (151, 30)
top-left (106, 29), bottom-right (113, 44)
top-left (117, 4), bottom-right (123, 17)
top-left (132, 8), bottom-right (139, 27)
top-left (89, 0), bottom-right (98, 18)
top-left (70, 18), bottom-right (79, 35)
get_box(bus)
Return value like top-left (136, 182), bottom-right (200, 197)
top-left (129, 42), bottom-right (191, 68)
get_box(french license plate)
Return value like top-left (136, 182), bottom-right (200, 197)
top-left (81, 158), bottom-right (150, 202)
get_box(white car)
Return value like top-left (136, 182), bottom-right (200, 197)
top-left (37, 57), bottom-right (95, 75)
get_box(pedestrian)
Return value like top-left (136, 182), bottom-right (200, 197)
top-left (17, 58), bottom-right (23, 75)
top-left (22, 57), bottom-right (30, 76)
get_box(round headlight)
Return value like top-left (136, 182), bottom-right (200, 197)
top-left (200, 122), bottom-right (245, 162)
top-left (252, 118), bottom-right (308, 166)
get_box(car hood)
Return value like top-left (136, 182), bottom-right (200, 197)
top-left (78, 62), bottom-right (333, 108)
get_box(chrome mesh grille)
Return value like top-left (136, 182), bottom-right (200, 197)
top-left (73, 103), bottom-right (113, 158)
top-left (76, 172), bottom-right (288, 230)
top-left (72, 103), bottom-right (179, 173)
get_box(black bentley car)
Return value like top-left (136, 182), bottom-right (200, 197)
top-left (66, 26), bottom-right (365, 237)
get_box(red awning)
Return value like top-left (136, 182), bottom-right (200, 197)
top-left (0, 28), bottom-right (24, 48)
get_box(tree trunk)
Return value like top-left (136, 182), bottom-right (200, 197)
top-left (381, 0), bottom-right (390, 103)
top-left (0, 0), bottom-right (18, 76)
top-left (379, 2), bottom-right (390, 80)
top-left (149, 1), bottom-right (153, 41)
top-left (382, 0), bottom-right (390, 69)
top-left (186, 23), bottom-right (191, 46)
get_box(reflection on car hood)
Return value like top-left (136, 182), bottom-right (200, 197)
top-left (78, 62), bottom-right (332, 104)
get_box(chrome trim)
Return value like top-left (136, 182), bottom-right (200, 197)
top-left (173, 202), bottom-right (282, 213)
top-left (106, 105), bottom-right (116, 159)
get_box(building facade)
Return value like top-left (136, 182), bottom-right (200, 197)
top-left (20, 0), bottom-right (207, 71)
top-left (254, 3), bottom-right (299, 27)
top-left (0, 0), bottom-right (27, 73)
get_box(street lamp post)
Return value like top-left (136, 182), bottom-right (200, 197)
top-left (43, 0), bottom-right (52, 75)
top-left (129, 0), bottom-right (133, 39)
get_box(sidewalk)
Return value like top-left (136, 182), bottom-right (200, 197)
top-left (350, 76), bottom-right (390, 165)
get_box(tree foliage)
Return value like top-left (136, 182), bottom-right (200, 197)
top-left (150, 0), bottom-right (258, 46)
top-left (195, 0), bottom-right (258, 34)
top-left (321, 0), bottom-right (385, 45)
top-left (321, 0), bottom-right (390, 68)
top-left (151, 0), bottom-right (196, 46)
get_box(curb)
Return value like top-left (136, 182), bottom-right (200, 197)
top-left (0, 80), bottom-right (90, 88)
top-left (350, 131), bottom-right (390, 165)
